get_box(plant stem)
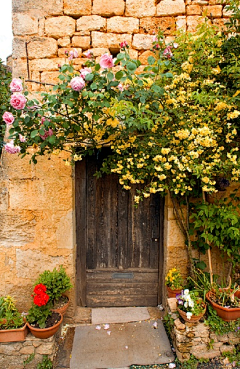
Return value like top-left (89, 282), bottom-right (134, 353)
top-left (202, 190), bottom-right (213, 286)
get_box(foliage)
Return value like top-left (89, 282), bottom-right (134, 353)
top-left (163, 312), bottom-right (174, 336)
top-left (209, 284), bottom-right (240, 308)
top-left (165, 268), bottom-right (184, 289)
top-left (34, 265), bottom-right (72, 304)
top-left (175, 356), bottom-right (209, 369)
top-left (176, 289), bottom-right (206, 319)
top-left (0, 59), bottom-right (12, 155)
top-left (37, 355), bottom-right (53, 369)
top-left (5, 20), bottom-right (240, 201)
top-left (23, 353), bottom-right (35, 367)
top-left (187, 268), bottom-right (218, 302)
top-left (189, 192), bottom-right (240, 269)
top-left (221, 345), bottom-right (240, 367)
top-left (27, 284), bottom-right (51, 328)
top-left (205, 305), bottom-right (240, 336)
top-left (0, 295), bottom-right (25, 329)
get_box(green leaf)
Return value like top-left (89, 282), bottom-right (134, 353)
top-left (127, 62), bottom-right (137, 72)
top-left (147, 56), bottom-right (156, 65)
top-left (48, 135), bottom-right (56, 144)
top-left (107, 72), bottom-right (114, 81)
top-left (85, 73), bottom-right (94, 81)
top-left (31, 130), bottom-right (39, 138)
top-left (117, 53), bottom-right (125, 60)
top-left (115, 71), bottom-right (124, 80)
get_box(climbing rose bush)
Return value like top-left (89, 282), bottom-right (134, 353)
top-left (3, 20), bottom-right (240, 200)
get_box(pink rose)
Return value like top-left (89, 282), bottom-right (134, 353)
top-left (117, 83), bottom-right (124, 92)
top-left (70, 76), bottom-right (85, 91)
top-left (84, 50), bottom-right (93, 59)
top-left (4, 141), bottom-right (21, 154)
top-left (163, 46), bottom-right (173, 59)
top-left (120, 41), bottom-right (128, 49)
top-left (99, 54), bottom-right (114, 69)
top-left (152, 35), bottom-right (158, 43)
top-left (10, 94), bottom-right (27, 110)
top-left (68, 49), bottom-right (79, 60)
top-left (40, 128), bottom-right (53, 140)
top-left (2, 112), bottom-right (14, 125)
top-left (80, 68), bottom-right (91, 79)
top-left (10, 78), bottom-right (23, 92)
top-left (19, 134), bottom-right (26, 142)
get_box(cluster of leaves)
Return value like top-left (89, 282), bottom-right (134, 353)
top-left (7, 16), bottom-right (240, 201)
top-left (26, 302), bottom-right (51, 329)
top-left (189, 191), bottom-right (240, 269)
top-left (0, 295), bottom-right (25, 329)
top-left (34, 265), bottom-right (72, 304)
top-left (0, 59), bottom-right (12, 154)
top-left (205, 305), bottom-right (240, 336)
top-left (37, 356), bottom-right (53, 369)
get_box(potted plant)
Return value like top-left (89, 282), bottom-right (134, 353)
top-left (206, 283), bottom-right (240, 322)
top-left (34, 265), bottom-right (72, 315)
top-left (0, 295), bottom-right (28, 342)
top-left (26, 284), bottom-right (63, 339)
top-left (176, 289), bottom-right (206, 323)
top-left (165, 268), bottom-right (184, 298)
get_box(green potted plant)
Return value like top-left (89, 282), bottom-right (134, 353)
top-left (176, 289), bottom-right (206, 323)
top-left (26, 283), bottom-right (63, 339)
top-left (0, 295), bottom-right (28, 342)
top-left (34, 265), bottom-right (72, 315)
top-left (165, 268), bottom-right (184, 298)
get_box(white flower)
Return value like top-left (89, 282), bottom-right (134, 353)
top-left (184, 289), bottom-right (189, 295)
top-left (186, 312), bottom-right (192, 320)
top-left (184, 301), bottom-right (188, 308)
top-left (188, 299), bottom-right (194, 308)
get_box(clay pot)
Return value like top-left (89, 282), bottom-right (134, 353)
top-left (51, 295), bottom-right (69, 316)
top-left (167, 286), bottom-right (182, 298)
top-left (206, 291), bottom-right (240, 322)
top-left (0, 324), bottom-right (28, 343)
top-left (177, 306), bottom-right (206, 323)
top-left (27, 313), bottom-right (63, 339)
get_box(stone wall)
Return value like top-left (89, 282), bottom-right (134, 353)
top-left (0, 0), bottom-right (233, 316)
top-left (167, 298), bottom-right (240, 362)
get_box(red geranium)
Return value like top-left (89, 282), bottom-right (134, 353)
top-left (34, 284), bottom-right (47, 295)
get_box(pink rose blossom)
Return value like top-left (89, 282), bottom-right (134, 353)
top-left (84, 50), bottom-right (93, 59)
top-left (99, 54), bottom-right (114, 69)
top-left (120, 41), bottom-right (128, 49)
top-left (80, 67), bottom-right (91, 79)
top-left (19, 134), bottom-right (26, 142)
top-left (163, 46), bottom-right (173, 59)
top-left (70, 76), bottom-right (85, 91)
top-left (2, 112), bottom-right (14, 125)
top-left (68, 49), bottom-right (79, 60)
top-left (152, 35), bottom-right (158, 43)
top-left (10, 78), bottom-right (23, 92)
top-left (117, 83), bottom-right (124, 92)
top-left (40, 128), bottom-right (53, 140)
top-left (10, 94), bottom-right (27, 110)
top-left (4, 140), bottom-right (21, 154)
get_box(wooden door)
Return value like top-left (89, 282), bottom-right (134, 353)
top-left (76, 151), bottom-right (164, 307)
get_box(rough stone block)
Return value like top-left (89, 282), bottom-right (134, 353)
top-left (41, 71), bottom-right (60, 85)
top-left (72, 36), bottom-right (91, 49)
top-left (12, 14), bottom-right (39, 36)
top-left (203, 5), bottom-right (222, 17)
top-left (187, 5), bottom-right (202, 15)
top-left (132, 34), bottom-right (153, 50)
top-left (139, 50), bottom-right (155, 65)
top-left (193, 323), bottom-right (209, 338)
top-left (92, 0), bottom-right (125, 16)
top-left (176, 16), bottom-right (187, 31)
top-left (157, 0), bottom-right (185, 16)
top-left (192, 348), bottom-right (221, 360)
top-left (84, 48), bottom-right (109, 57)
top-left (92, 32), bottom-right (132, 50)
top-left (19, 346), bottom-right (35, 355)
top-left (12, 37), bottom-right (29, 59)
top-left (140, 17), bottom-right (175, 35)
top-left (30, 58), bottom-right (64, 71)
top-left (58, 37), bottom-right (71, 47)
top-left (187, 16), bottom-right (204, 32)
top-left (27, 38), bottom-right (58, 59)
top-left (64, 0), bottom-right (92, 16)
top-left (107, 16), bottom-right (139, 33)
top-left (45, 16), bottom-right (76, 38)
top-left (167, 297), bottom-right (177, 313)
top-left (13, 0), bottom-right (63, 15)
top-left (174, 318), bottom-right (186, 331)
top-left (77, 15), bottom-right (106, 32)
top-left (125, 0), bottom-right (156, 17)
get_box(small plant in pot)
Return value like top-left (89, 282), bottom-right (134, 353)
top-left (0, 295), bottom-right (28, 342)
top-left (34, 265), bottom-right (72, 315)
top-left (165, 268), bottom-right (184, 298)
top-left (26, 284), bottom-right (63, 339)
top-left (176, 289), bottom-right (206, 323)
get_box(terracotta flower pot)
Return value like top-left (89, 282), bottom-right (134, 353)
top-left (177, 306), bottom-right (206, 323)
top-left (27, 313), bottom-right (63, 339)
top-left (166, 286), bottom-right (182, 298)
top-left (51, 295), bottom-right (69, 316)
top-left (0, 324), bottom-right (28, 343)
top-left (206, 291), bottom-right (240, 322)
